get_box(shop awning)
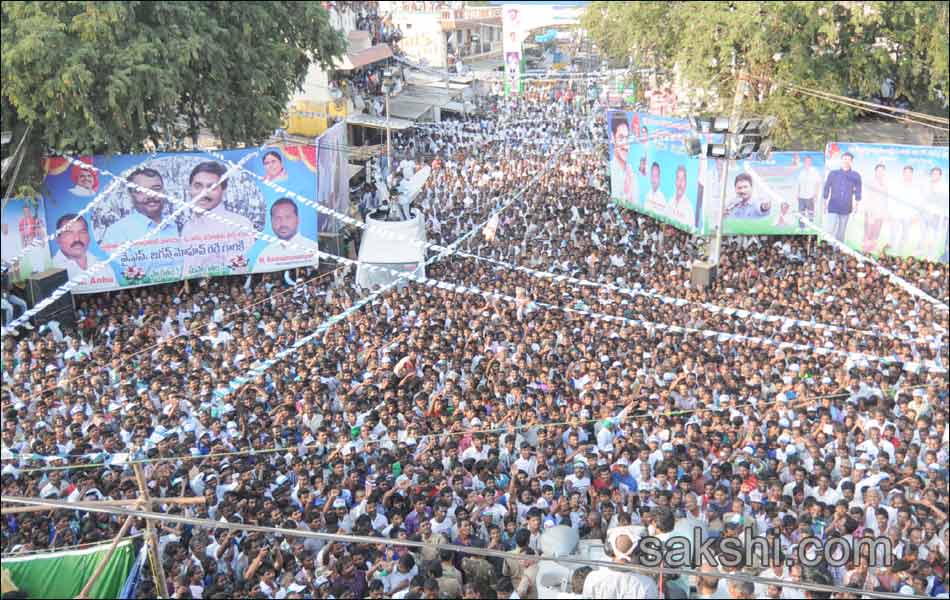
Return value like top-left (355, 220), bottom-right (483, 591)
top-left (386, 99), bottom-right (433, 121)
top-left (334, 44), bottom-right (393, 71)
top-left (442, 101), bottom-right (468, 114)
top-left (345, 113), bottom-right (415, 131)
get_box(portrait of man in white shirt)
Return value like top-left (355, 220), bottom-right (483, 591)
top-left (609, 114), bottom-right (637, 205)
top-left (667, 164), bottom-right (695, 229)
top-left (67, 165), bottom-right (98, 197)
top-left (181, 161), bottom-right (256, 277)
top-left (255, 197), bottom-right (319, 269)
top-left (644, 161), bottom-right (667, 216)
top-left (51, 213), bottom-right (115, 290)
top-left (100, 167), bottom-right (179, 248)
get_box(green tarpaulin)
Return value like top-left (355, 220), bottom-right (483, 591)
top-left (2, 538), bottom-right (136, 599)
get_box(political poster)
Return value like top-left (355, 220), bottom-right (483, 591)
top-left (1, 197), bottom-right (53, 282)
top-left (317, 122), bottom-right (350, 234)
top-left (42, 144), bottom-right (319, 293)
top-left (821, 142), bottom-right (949, 262)
top-left (702, 152), bottom-right (826, 236)
top-left (502, 5), bottom-right (524, 96)
top-left (606, 110), bottom-right (703, 233)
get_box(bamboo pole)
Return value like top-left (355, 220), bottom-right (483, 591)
top-left (133, 463), bottom-right (169, 599)
top-left (1, 496), bottom-right (205, 515)
top-left (75, 515), bottom-right (134, 599)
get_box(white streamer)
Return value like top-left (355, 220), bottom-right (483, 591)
top-left (796, 212), bottom-right (949, 312)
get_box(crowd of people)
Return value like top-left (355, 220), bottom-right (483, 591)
top-left (1, 84), bottom-right (949, 600)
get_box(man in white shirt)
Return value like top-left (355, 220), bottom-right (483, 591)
top-left (101, 168), bottom-right (179, 248)
top-left (796, 154), bottom-right (822, 231)
top-left (565, 463), bottom-right (592, 495)
top-left (180, 161), bottom-right (256, 277)
top-left (856, 427), bottom-right (895, 461)
top-left (255, 198), bottom-right (319, 270)
top-left (51, 214), bottom-right (115, 291)
top-left (583, 529), bottom-right (658, 598)
top-left (512, 444), bottom-right (538, 478)
top-left (68, 166), bottom-right (97, 197)
top-left (644, 161), bottom-right (667, 216)
top-left (460, 436), bottom-right (490, 463)
top-left (609, 115), bottom-right (637, 204)
top-left (668, 164), bottom-right (695, 229)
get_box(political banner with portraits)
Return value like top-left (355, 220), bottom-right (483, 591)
top-left (606, 110), bottom-right (703, 233)
top-left (41, 145), bottom-right (319, 293)
top-left (1, 197), bottom-right (53, 282)
top-left (821, 143), bottom-right (949, 262)
top-left (502, 5), bottom-right (524, 96)
top-left (701, 152), bottom-right (826, 236)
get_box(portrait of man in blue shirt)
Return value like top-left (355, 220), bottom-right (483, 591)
top-left (822, 151), bottom-right (862, 242)
top-left (726, 172), bottom-right (770, 219)
top-left (100, 167), bottom-right (179, 248)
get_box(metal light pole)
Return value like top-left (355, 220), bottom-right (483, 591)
top-left (710, 69), bottom-right (746, 267)
top-left (382, 69), bottom-right (394, 185)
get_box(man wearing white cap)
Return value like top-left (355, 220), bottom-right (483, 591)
top-left (583, 527), bottom-right (658, 599)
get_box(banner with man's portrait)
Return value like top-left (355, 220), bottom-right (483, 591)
top-left (821, 143), bottom-right (948, 262)
top-left (606, 110), bottom-right (703, 233)
top-left (701, 152), bottom-right (826, 236)
top-left (1, 197), bottom-right (53, 282)
top-left (41, 145), bottom-right (320, 293)
top-left (502, 5), bottom-right (524, 96)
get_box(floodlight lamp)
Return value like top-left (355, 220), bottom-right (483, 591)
top-left (683, 135), bottom-right (703, 157)
top-left (736, 142), bottom-right (758, 160)
top-left (691, 116), bottom-right (713, 134)
top-left (707, 143), bottom-right (728, 158)
top-left (711, 116), bottom-right (731, 133)
top-left (754, 139), bottom-right (774, 161)
top-left (737, 118), bottom-right (761, 135)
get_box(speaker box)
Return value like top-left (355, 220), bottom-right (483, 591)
top-left (25, 268), bottom-right (76, 328)
top-left (690, 260), bottom-right (718, 289)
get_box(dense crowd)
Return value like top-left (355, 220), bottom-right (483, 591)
top-left (1, 87), bottom-right (949, 600)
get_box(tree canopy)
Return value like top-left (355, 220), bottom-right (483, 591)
top-left (1, 1), bottom-right (346, 197)
top-left (581, 1), bottom-right (950, 148)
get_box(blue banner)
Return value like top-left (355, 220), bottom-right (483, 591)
top-left (822, 142), bottom-right (949, 262)
top-left (702, 151), bottom-right (826, 235)
top-left (1, 197), bottom-right (53, 282)
top-left (607, 110), bottom-right (703, 233)
top-left (42, 145), bottom-right (319, 293)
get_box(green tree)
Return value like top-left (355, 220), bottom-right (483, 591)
top-left (1, 1), bottom-right (345, 199)
top-left (582, 1), bottom-right (950, 149)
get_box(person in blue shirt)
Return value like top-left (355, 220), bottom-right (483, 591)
top-left (610, 462), bottom-right (638, 497)
top-left (726, 172), bottom-right (770, 219)
top-left (822, 151), bottom-right (862, 242)
top-left (100, 167), bottom-right (179, 248)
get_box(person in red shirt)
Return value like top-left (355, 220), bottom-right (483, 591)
top-left (737, 461), bottom-right (759, 491)
top-left (18, 205), bottom-right (39, 246)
